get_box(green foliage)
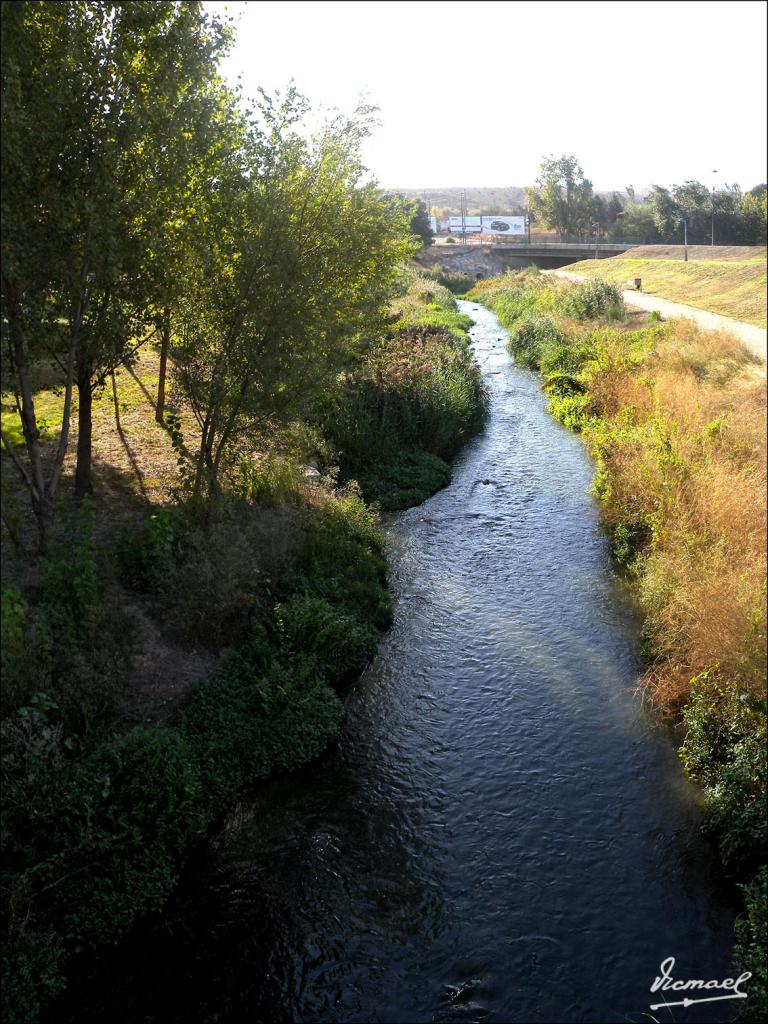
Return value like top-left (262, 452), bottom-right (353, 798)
top-left (1, 923), bottom-right (67, 1024)
top-left (115, 507), bottom-right (188, 592)
top-left (1, 0), bottom-right (235, 524)
top-left (607, 200), bottom-right (661, 243)
top-left (681, 671), bottom-right (767, 876)
top-left (300, 495), bottom-right (392, 629)
top-left (1, 585), bottom-right (28, 715)
top-left (42, 498), bottom-right (99, 649)
top-left (234, 455), bottom-right (304, 507)
top-left (406, 197), bottom-right (434, 247)
top-left (3, 722), bottom-right (205, 944)
top-left (355, 449), bottom-right (452, 511)
top-left (274, 593), bottom-right (379, 685)
top-left (606, 521), bottom-right (652, 567)
top-left (559, 278), bottom-right (625, 321)
top-left (2, 490), bottom-right (389, 1022)
top-left (421, 266), bottom-right (476, 295)
top-left (735, 867), bottom-right (768, 1021)
top-left (318, 274), bottom-right (486, 511)
top-left (182, 649), bottom-right (343, 813)
top-left (525, 154), bottom-right (595, 239)
top-left (546, 386), bottom-right (591, 432)
top-left (393, 272), bottom-right (475, 338)
top-left (506, 315), bottom-right (567, 369)
top-left (172, 88), bottom-right (415, 502)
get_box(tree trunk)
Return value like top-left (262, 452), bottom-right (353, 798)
top-left (74, 368), bottom-right (94, 497)
top-left (33, 492), bottom-right (55, 553)
top-left (156, 306), bottom-right (171, 424)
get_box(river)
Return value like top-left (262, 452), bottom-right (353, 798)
top-left (61, 301), bottom-right (738, 1024)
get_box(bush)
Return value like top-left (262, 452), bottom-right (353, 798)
top-left (681, 672), bottom-right (767, 876)
top-left (507, 315), bottom-right (567, 369)
top-left (1, 924), bottom-right (67, 1024)
top-left (434, 269), bottom-right (476, 294)
top-left (300, 496), bottom-right (392, 629)
top-left (1, 483), bottom-right (392, 1022)
top-left (274, 593), bottom-right (379, 685)
top-left (42, 498), bottom-right (100, 653)
top-left (354, 449), bottom-right (452, 511)
top-left (1, 586), bottom-right (35, 716)
top-left (4, 726), bottom-right (206, 948)
top-left (545, 374), bottom-right (592, 432)
top-left (735, 867), bottom-right (768, 1021)
top-left (560, 278), bottom-right (625, 321)
top-left (233, 454), bottom-right (304, 506)
top-left (115, 506), bottom-right (188, 592)
top-left (182, 649), bottom-right (343, 812)
top-left (320, 302), bottom-right (486, 511)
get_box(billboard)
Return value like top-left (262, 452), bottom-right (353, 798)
top-left (448, 216), bottom-right (482, 234)
top-left (481, 216), bottom-right (525, 236)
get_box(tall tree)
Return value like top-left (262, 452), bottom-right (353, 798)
top-left (172, 90), bottom-right (415, 504)
top-left (408, 198), bottom-right (434, 248)
top-left (525, 155), bottom-right (595, 240)
top-left (1, 1), bottom-right (232, 530)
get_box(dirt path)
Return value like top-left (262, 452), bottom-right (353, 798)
top-left (546, 269), bottom-right (767, 361)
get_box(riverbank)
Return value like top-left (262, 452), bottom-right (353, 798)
top-left (52, 297), bottom-right (740, 1024)
top-left (1, 273), bottom-right (487, 1023)
top-left (468, 269), bottom-right (767, 1019)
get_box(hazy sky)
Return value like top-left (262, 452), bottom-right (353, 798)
top-left (205, 0), bottom-right (767, 191)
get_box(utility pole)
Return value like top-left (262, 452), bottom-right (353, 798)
top-left (711, 170), bottom-right (718, 246)
top-left (460, 188), bottom-right (467, 243)
top-left (593, 221), bottom-right (600, 259)
top-left (683, 217), bottom-right (688, 261)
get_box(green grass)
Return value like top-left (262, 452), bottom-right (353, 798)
top-left (1, 352), bottom-right (163, 449)
top-left (564, 255), bottom-right (768, 327)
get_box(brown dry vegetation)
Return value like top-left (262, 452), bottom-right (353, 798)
top-left (626, 244), bottom-right (767, 261)
top-left (583, 319), bottom-right (767, 713)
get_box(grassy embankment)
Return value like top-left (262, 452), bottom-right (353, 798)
top-left (468, 269), bottom-right (767, 1020)
top-left (563, 246), bottom-right (768, 327)
top-left (0, 271), bottom-right (486, 1023)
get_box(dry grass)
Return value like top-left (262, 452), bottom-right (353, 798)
top-left (585, 318), bottom-right (767, 713)
top-left (565, 252), bottom-right (768, 327)
top-left (0, 346), bottom-right (206, 559)
top-left (626, 244), bottom-right (767, 261)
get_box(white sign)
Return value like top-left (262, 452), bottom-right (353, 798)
top-left (481, 215), bottom-right (525, 236)
top-left (448, 216), bottom-right (482, 234)
top-left (429, 215), bottom-right (438, 233)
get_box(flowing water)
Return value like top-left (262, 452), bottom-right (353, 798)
top-left (63, 302), bottom-right (738, 1024)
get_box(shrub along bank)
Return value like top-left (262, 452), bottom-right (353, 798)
top-left (318, 271), bottom-right (488, 510)
top-left (1, 483), bottom-right (391, 1024)
top-left (469, 269), bottom-right (767, 1019)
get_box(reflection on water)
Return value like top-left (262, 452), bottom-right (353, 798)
top-left (60, 303), bottom-right (737, 1024)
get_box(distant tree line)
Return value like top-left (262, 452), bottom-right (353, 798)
top-left (525, 155), bottom-right (767, 244)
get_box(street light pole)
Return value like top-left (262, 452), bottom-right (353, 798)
top-left (711, 170), bottom-right (718, 246)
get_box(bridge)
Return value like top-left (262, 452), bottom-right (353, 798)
top-left (418, 241), bottom-right (637, 275)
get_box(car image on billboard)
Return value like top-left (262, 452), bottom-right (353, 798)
top-left (480, 216), bottom-right (525, 235)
